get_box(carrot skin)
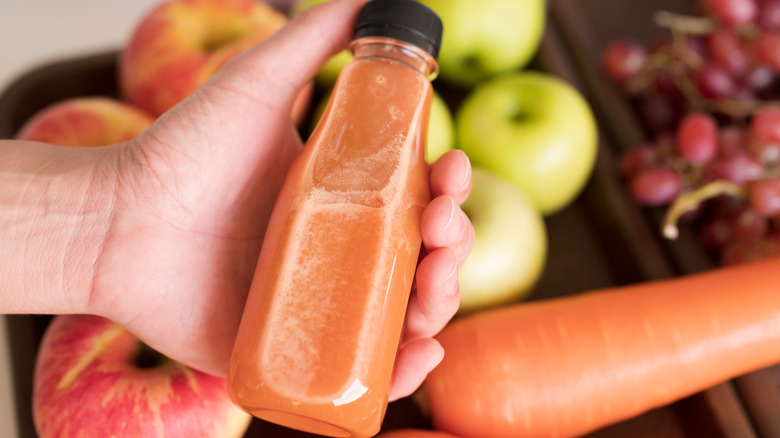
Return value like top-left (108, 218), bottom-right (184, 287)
top-left (378, 429), bottom-right (460, 438)
top-left (424, 256), bottom-right (780, 438)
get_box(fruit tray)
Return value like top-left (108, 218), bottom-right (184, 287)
top-left (0, 9), bottom-right (764, 438)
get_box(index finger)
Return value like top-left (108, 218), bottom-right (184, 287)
top-left (429, 149), bottom-right (471, 205)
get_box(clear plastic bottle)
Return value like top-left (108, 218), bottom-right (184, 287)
top-left (227, 1), bottom-right (443, 437)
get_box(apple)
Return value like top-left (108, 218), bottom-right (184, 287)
top-left (33, 315), bottom-right (251, 438)
top-left (417, 0), bottom-right (546, 87)
top-left (457, 71), bottom-right (598, 216)
top-left (308, 89), bottom-right (455, 162)
top-left (15, 97), bottom-right (154, 146)
top-left (458, 167), bottom-right (547, 313)
top-left (290, 0), bottom-right (354, 87)
top-left (119, 0), bottom-right (311, 123)
top-left (426, 91), bottom-right (456, 162)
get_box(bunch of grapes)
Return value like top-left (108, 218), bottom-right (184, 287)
top-left (605, 0), bottom-right (780, 266)
top-left (618, 107), bottom-right (780, 264)
top-left (603, 0), bottom-right (780, 133)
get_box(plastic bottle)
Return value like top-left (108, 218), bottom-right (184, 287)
top-left (227, 1), bottom-right (443, 437)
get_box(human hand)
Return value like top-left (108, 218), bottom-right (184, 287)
top-left (84, 0), bottom-right (473, 401)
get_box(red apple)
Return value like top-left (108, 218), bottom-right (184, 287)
top-left (16, 97), bottom-right (154, 146)
top-left (33, 315), bottom-right (251, 438)
top-left (119, 0), bottom-right (312, 123)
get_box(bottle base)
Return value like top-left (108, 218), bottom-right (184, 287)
top-left (252, 408), bottom-right (352, 437)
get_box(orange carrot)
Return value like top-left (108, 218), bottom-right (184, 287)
top-left (424, 256), bottom-right (780, 438)
top-left (378, 429), bottom-right (460, 438)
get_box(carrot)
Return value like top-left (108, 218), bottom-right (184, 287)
top-left (423, 256), bottom-right (780, 438)
top-left (378, 429), bottom-right (460, 438)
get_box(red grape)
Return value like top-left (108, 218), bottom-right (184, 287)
top-left (709, 154), bottom-right (765, 184)
top-left (730, 207), bottom-right (768, 240)
top-left (741, 64), bottom-right (774, 94)
top-left (755, 31), bottom-right (780, 71)
top-left (653, 70), bottom-right (681, 97)
top-left (699, 216), bottom-right (735, 250)
top-left (749, 105), bottom-right (780, 143)
top-left (758, 0), bottom-right (780, 30)
top-left (618, 145), bottom-right (656, 179)
top-left (721, 234), bottom-right (780, 265)
top-left (747, 134), bottom-right (780, 164)
top-left (749, 178), bottom-right (780, 215)
top-left (676, 112), bottom-right (719, 164)
top-left (602, 40), bottom-right (647, 84)
top-left (707, 0), bottom-right (759, 27)
top-left (707, 29), bottom-right (750, 76)
top-left (721, 239), bottom-right (759, 264)
top-left (637, 94), bottom-right (679, 133)
top-left (696, 63), bottom-right (737, 98)
top-left (710, 194), bottom-right (749, 216)
top-left (718, 126), bottom-right (747, 158)
top-left (630, 166), bottom-right (683, 206)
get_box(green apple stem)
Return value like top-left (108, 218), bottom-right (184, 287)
top-left (662, 180), bottom-right (745, 240)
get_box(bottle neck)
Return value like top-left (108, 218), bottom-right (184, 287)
top-left (349, 36), bottom-right (439, 80)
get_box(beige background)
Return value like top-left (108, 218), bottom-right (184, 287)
top-left (0, 0), bottom-right (160, 92)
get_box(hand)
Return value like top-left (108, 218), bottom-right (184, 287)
top-left (83, 0), bottom-right (473, 401)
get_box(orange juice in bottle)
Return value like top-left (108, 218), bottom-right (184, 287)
top-left (227, 1), bottom-right (443, 436)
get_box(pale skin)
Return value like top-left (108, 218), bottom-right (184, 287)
top-left (0, 0), bottom-right (474, 401)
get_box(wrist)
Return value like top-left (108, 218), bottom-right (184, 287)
top-left (0, 141), bottom-right (120, 315)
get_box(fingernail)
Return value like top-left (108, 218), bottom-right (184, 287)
top-left (459, 155), bottom-right (472, 191)
top-left (441, 252), bottom-right (459, 297)
top-left (443, 197), bottom-right (466, 242)
top-left (431, 342), bottom-right (445, 369)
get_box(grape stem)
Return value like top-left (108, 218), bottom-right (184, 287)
top-left (653, 11), bottom-right (717, 36)
top-left (662, 180), bottom-right (745, 240)
top-left (645, 10), bottom-right (778, 120)
top-left (706, 99), bottom-right (780, 119)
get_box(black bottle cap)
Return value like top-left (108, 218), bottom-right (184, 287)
top-left (353, 0), bottom-right (443, 60)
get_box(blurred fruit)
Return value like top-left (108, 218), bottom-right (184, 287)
top-left (16, 97), bottom-right (153, 146)
top-left (417, 0), bottom-right (546, 87)
top-left (426, 91), bottom-right (456, 162)
top-left (457, 72), bottom-right (598, 215)
top-left (705, 0), bottom-right (758, 27)
top-left (601, 39), bottom-right (647, 85)
top-left (458, 168), bottom-right (547, 313)
top-left (33, 315), bottom-right (250, 438)
top-left (630, 166), bottom-right (683, 206)
top-left (676, 112), bottom-right (718, 164)
top-left (602, 0), bottom-right (780, 267)
top-left (120, 0), bottom-right (311, 124)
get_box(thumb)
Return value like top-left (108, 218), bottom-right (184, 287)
top-left (143, 0), bottom-right (368, 172)
top-left (199, 0), bottom-right (367, 121)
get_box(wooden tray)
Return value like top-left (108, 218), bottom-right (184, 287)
top-left (0, 8), bottom-right (757, 437)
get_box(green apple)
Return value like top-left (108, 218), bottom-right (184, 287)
top-left (309, 89), bottom-right (455, 163)
top-left (457, 71), bottom-right (598, 215)
top-left (425, 91), bottom-right (455, 162)
top-left (290, 0), bottom-right (353, 87)
top-left (458, 167), bottom-right (547, 313)
top-left (418, 0), bottom-right (546, 87)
